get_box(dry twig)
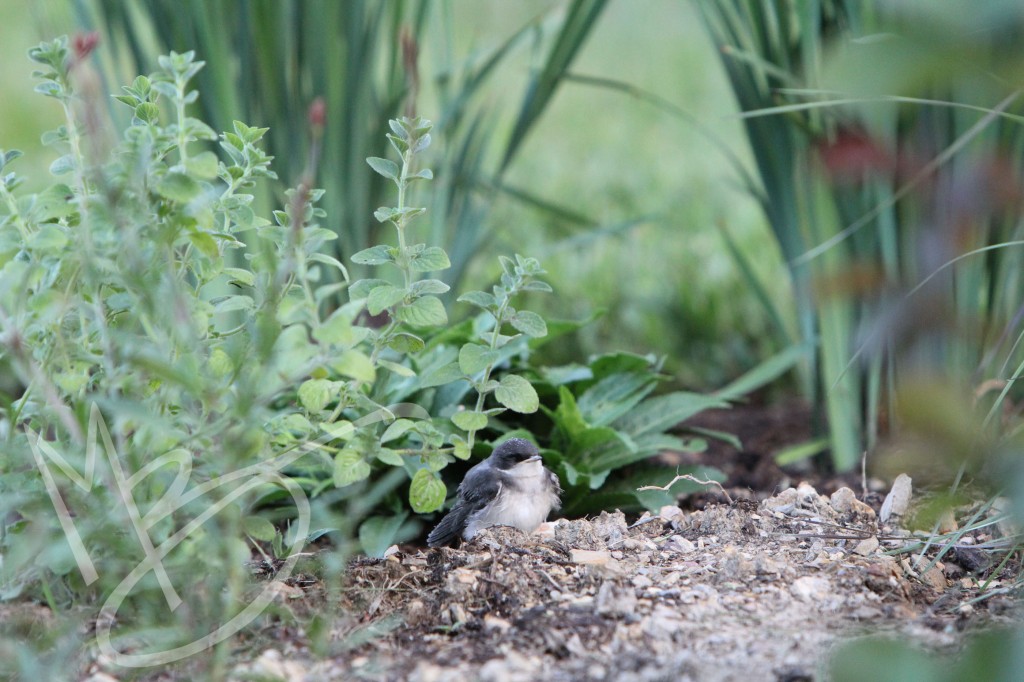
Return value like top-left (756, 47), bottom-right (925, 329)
top-left (637, 474), bottom-right (733, 505)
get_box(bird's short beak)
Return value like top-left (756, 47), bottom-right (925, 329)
top-left (524, 455), bottom-right (542, 463)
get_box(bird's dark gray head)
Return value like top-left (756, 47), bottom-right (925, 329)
top-left (489, 438), bottom-right (541, 470)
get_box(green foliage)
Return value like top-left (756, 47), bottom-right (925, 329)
top-left (82, 0), bottom-right (610, 291)
top-left (700, 1), bottom-right (1024, 470)
top-left (537, 353), bottom-right (727, 515)
top-left (829, 629), bottom-right (1024, 682)
top-left (0, 42), bottom-right (731, 670)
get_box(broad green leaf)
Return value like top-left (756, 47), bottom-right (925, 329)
top-left (568, 425), bottom-right (629, 465)
top-left (459, 343), bottom-right (497, 375)
top-left (351, 245), bottom-right (395, 265)
top-left (188, 230), bottom-right (219, 259)
top-left (451, 410), bottom-right (488, 432)
top-left (243, 516), bottom-right (277, 542)
top-left (156, 172), bottom-right (200, 202)
top-left (510, 310), bottom-right (547, 338)
top-left (213, 295), bottom-right (255, 313)
top-left (185, 151), bottom-right (220, 179)
top-left (613, 391), bottom-right (728, 437)
top-left (381, 418), bottom-right (415, 443)
top-left (366, 156), bottom-right (399, 181)
top-left (521, 280), bottom-right (553, 293)
top-left (209, 348), bottom-right (233, 377)
top-left (408, 246), bottom-right (451, 272)
top-left (321, 420), bottom-right (355, 441)
top-left (359, 513), bottom-right (408, 558)
top-left (308, 252), bottom-right (349, 280)
top-left (457, 290), bottom-right (495, 310)
top-left (28, 225), bottom-right (68, 252)
top-left (349, 278), bottom-right (390, 299)
top-left (134, 102), bottom-right (160, 123)
top-left (419, 362), bottom-right (463, 389)
top-left (331, 349), bottom-right (376, 382)
top-left (590, 432), bottom-right (686, 472)
top-left (494, 374), bottom-right (539, 413)
top-left (223, 267), bottom-right (255, 286)
top-left (714, 343), bottom-right (809, 401)
top-left (424, 451), bottom-right (450, 472)
top-left (367, 284), bottom-right (405, 315)
top-left (375, 448), bottom-right (405, 467)
top-left (395, 295), bottom-right (447, 327)
top-left (334, 449), bottom-right (371, 487)
top-left (386, 333), bottom-right (425, 353)
top-left (775, 438), bottom-right (830, 466)
top-left (49, 154), bottom-right (75, 175)
top-left (450, 434), bottom-right (471, 460)
top-left (298, 378), bottom-right (332, 412)
top-left (315, 309), bottom-right (368, 347)
top-left (577, 372), bottom-right (657, 426)
top-left (409, 469), bottom-right (446, 513)
top-left (30, 183), bottom-right (75, 221)
top-left (378, 359), bottom-right (416, 377)
top-left (553, 386), bottom-right (589, 440)
top-left (411, 279), bottom-right (450, 295)
top-left (374, 206), bottom-right (398, 223)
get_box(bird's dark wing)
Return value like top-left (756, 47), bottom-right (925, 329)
top-left (426, 464), bottom-right (502, 547)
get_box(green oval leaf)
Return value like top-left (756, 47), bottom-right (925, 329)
top-left (223, 267), bottom-right (255, 286)
top-left (408, 246), bottom-right (451, 272)
top-left (386, 332), bottom-right (425, 353)
top-left (381, 418), bottom-right (416, 444)
top-left (494, 374), bottom-right (539, 414)
top-left (359, 513), bottom-right (408, 558)
top-left (409, 469), bottom-right (446, 513)
top-left (334, 449), bottom-right (372, 488)
top-left (375, 448), bottom-right (405, 467)
top-left (459, 343), bottom-right (497, 376)
top-left (395, 295), bottom-right (447, 327)
top-left (419, 362), bottom-right (463, 389)
top-left (156, 172), bottom-right (200, 202)
top-left (49, 154), bottom-right (75, 176)
top-left (451, 410), bottom-right (488, 431)
top-left (511, 310), bottom-right (548, 338)
top-left (411, 279), bottom-right (450, 295)
top-left (367, 284), bottom-right (406, 315)
top-left (331, 349), bottom-right (376, 382)
top-left (450, 435), bottom-right (472, 460)
top-left (243, 516), bottom-right (277, 542)
top-left (457, 290), bottom-right (496, 310)
top-left (366, 156), bottom-right (399, 181)
top-left (298, 378), bottom-right (332, 412)
top-left (350, 245), bottom-right (395, 265)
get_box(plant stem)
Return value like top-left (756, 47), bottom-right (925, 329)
top-left (466, 289), bottom-right (515, 450)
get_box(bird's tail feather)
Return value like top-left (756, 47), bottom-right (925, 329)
top-left (426, 504), bottom-right (471, 547)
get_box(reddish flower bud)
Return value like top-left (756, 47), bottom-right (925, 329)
top-left (308, 97), bottom-right (326, 129)
top-left (818, 128), bottom-right (894, 182)
top-left (72, 31), bottom-right (100, 63)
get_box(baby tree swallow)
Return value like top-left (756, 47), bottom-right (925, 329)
top-left (427, 438), bottom-right (561, 547)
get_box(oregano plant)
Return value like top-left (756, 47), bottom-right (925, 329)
top-left (1, 39), bottom-right (722, 593)
top-left (333, 115), bottom-right (552, 513)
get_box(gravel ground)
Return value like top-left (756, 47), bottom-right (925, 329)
top-left (198, 481), bottom-right (1022, 682)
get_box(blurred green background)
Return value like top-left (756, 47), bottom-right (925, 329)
top-left (0, 0), bottom-right (787, 390)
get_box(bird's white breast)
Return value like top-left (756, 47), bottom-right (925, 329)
top-left (464, 460), bottom-right (558, 539)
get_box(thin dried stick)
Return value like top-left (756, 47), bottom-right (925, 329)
top-left (638, 474), bottom-right (733, 505)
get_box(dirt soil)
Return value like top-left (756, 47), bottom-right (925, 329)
top-left (26, 405), bottom-right (1023, 681)
top-left (199, 480), bottom-right (1019, 682)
